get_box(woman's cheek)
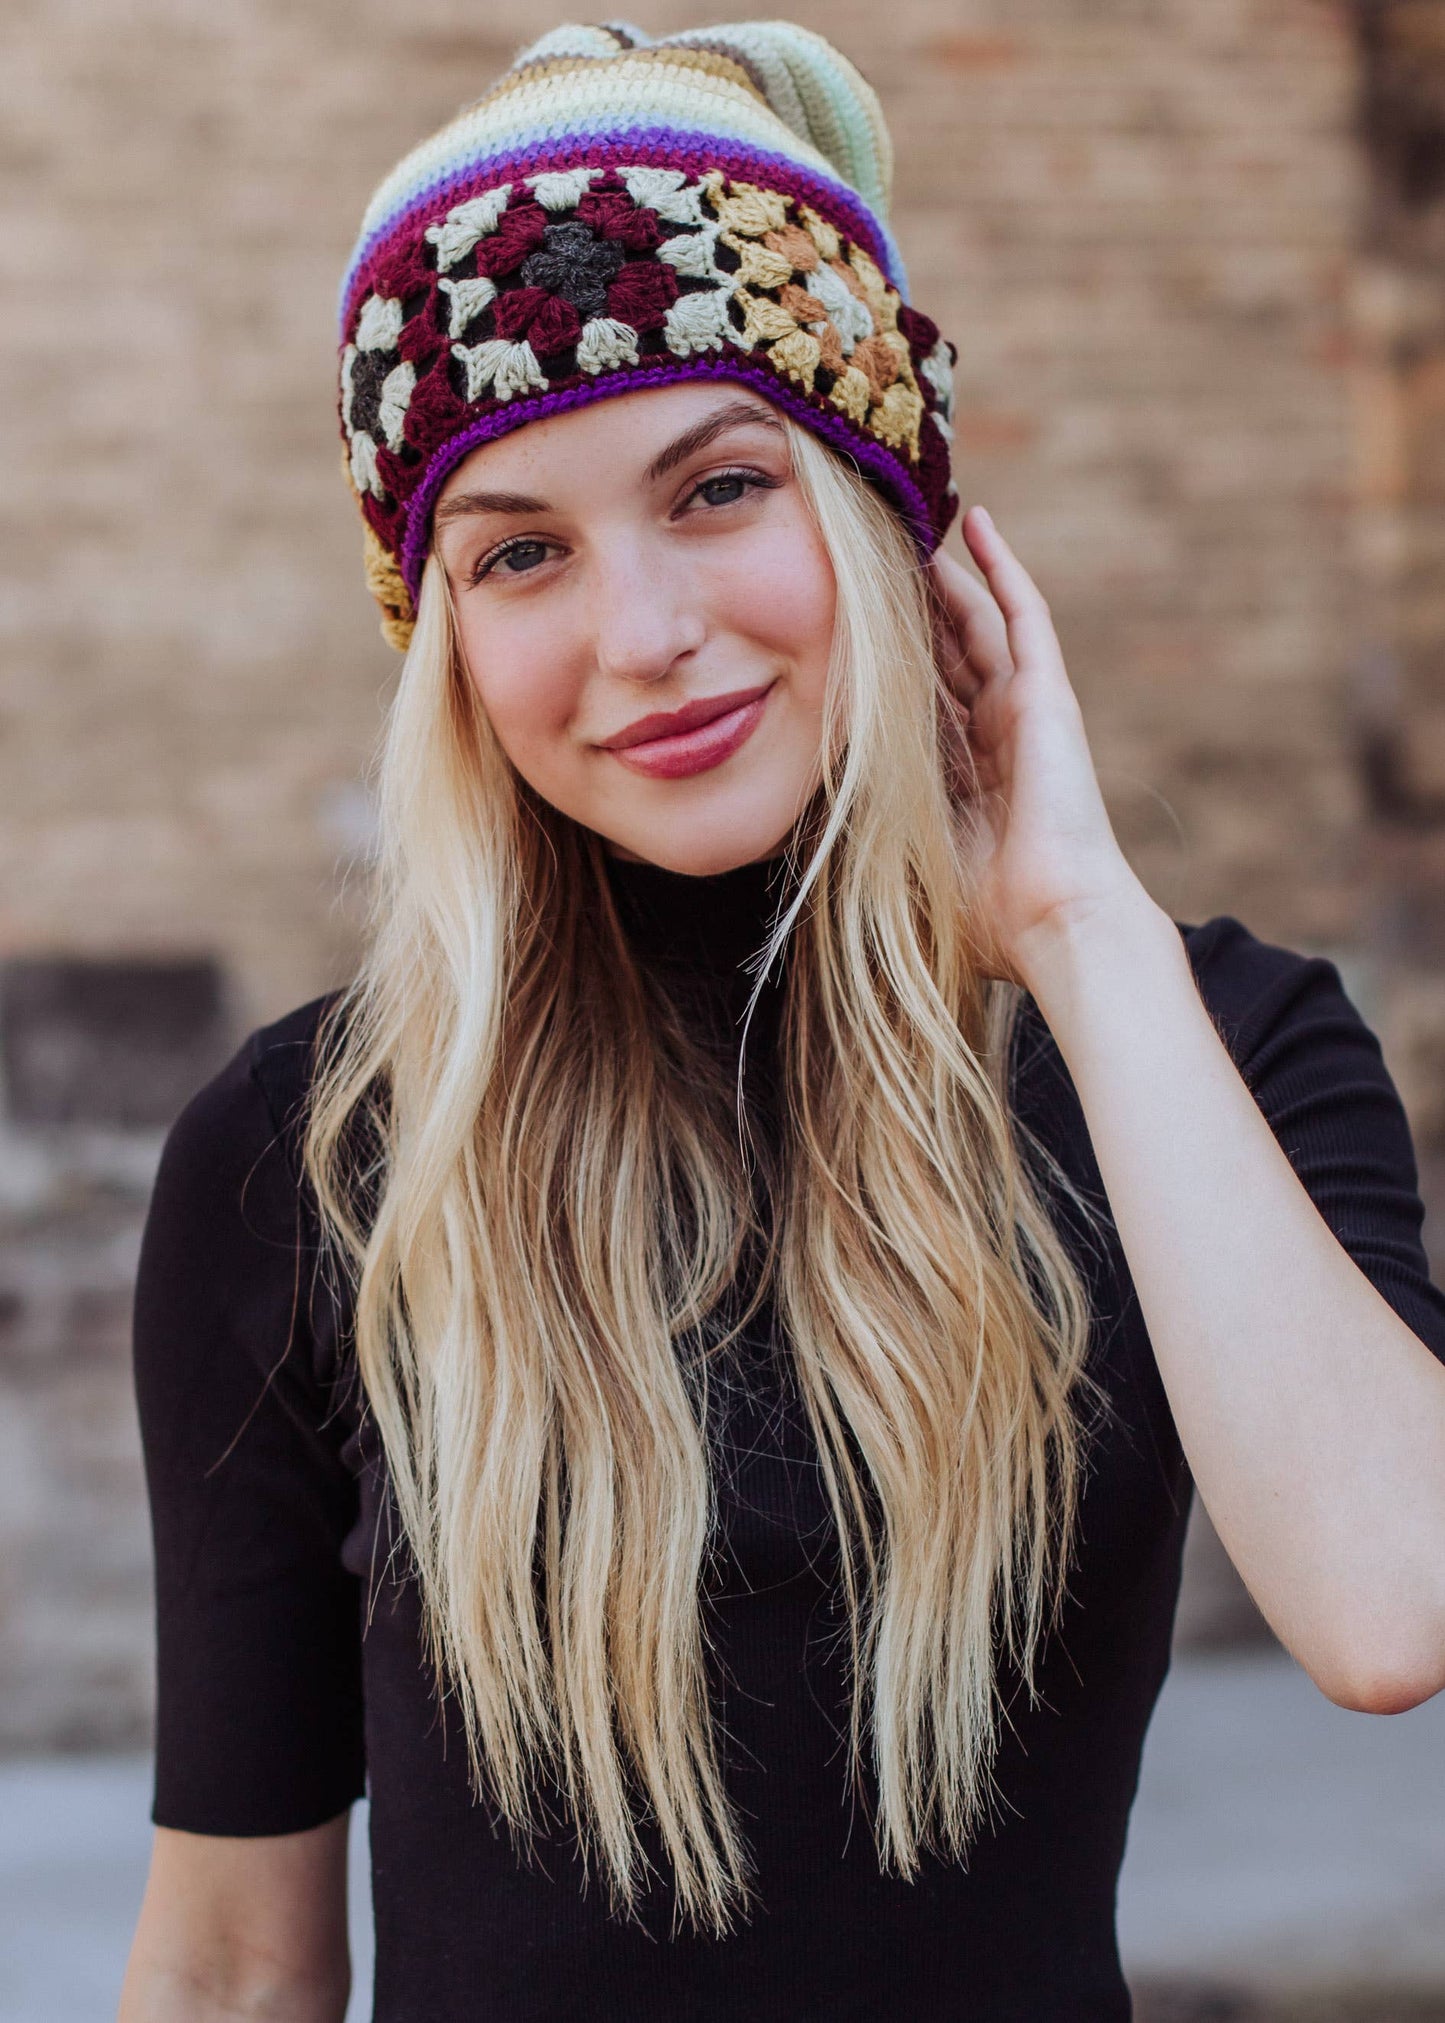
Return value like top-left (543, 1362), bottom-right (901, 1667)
top-left (464, 624), bottom-right (578, 766)
top-left (748, 524), bottom-right (835, 691)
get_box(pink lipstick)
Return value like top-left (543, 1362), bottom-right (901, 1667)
top-left (598, 680), bottom-right (775, 781)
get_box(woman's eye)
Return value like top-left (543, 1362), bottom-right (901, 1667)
top-left (468, 537), bottom-right (555, 585)
top-left (687, 469), bottom-right (775, 513)
top-left (698, 474), bottom-right (750, 507)
top-left (490, 539), bottom-right (551, 578)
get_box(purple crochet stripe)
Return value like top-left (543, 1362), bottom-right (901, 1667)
top-left (340, 127), bottom-right (904, 337)
top-left (396, 355), bottom-right (938, 605)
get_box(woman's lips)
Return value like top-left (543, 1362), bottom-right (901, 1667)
top-left (601, 682), bottom-right (776, 780)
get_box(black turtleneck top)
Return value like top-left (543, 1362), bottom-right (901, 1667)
top-left (132, 858), bottom-right (1445, 2022)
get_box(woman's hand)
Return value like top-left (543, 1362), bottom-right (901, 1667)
top-left (929, 506), bottom-right (1156, 986)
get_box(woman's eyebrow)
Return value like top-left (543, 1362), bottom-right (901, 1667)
top-left (434, 487), bottom-right (549, 525)
top-left (645, 402), bottom-right (785, 483)
top-left (433, 403), bottom-right (784, 526)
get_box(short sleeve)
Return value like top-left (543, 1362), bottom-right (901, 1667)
top-left (1185, 915), bottom-right (1445, 1367)
top-left (132, 1028), bottom-right (367, 1836)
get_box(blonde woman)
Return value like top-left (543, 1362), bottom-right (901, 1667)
top-left (120, 23), bottom-right (1445, 2023)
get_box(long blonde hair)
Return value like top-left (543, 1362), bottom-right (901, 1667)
top-left (303, 418), bottom-right (1102, 1930)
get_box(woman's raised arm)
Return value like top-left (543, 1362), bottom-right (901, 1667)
top-left (118, 1814), bottom-right (351, 2022)
top-left (933, 506), bottom-right (1445, 1714)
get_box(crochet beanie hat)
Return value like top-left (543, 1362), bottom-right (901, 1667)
top-left (337, 21), bottom-right (959, 650)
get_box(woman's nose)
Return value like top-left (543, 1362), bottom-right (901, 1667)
top-left (587, 540), bottom-right (707, 686)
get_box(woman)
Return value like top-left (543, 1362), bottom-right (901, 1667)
top-left (120, 22), bottom-right (1445, 2022)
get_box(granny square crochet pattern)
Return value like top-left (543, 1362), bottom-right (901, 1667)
top-left (338, 22), bottom-right (959, 649)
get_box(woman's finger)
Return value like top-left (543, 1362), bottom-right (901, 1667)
top-left (929, 547), bottom-right (999, 634)
top-left (960, 507), bottom-right (1066, 679)
top-left (927, 549), bottom-right (1013, 691)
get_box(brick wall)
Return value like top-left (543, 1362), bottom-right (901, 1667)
top-left (0, 0), bottom-right (1416, 1743)
top-left (1, 0), bottom-right (1372, 1024)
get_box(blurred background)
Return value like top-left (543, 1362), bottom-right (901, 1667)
top-left (2, 0), bottom-right (1444, 2017)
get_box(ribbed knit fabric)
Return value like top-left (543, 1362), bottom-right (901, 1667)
top-left (133, 883), bottom-right (1445, 2019)
top-left (335, 22), bottom-right (959, 648)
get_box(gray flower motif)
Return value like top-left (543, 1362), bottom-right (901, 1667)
top-left (341, 292), bottom-right (415, 501)
top-left (519, 222), bottom-right (625, 321)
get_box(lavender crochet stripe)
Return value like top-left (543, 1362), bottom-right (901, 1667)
top-left (338, 126), bottom-right (906, 336)
top-left (396, 356), bottom-right (937, 603)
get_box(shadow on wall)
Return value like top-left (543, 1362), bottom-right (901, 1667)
top-left (1349, 0), bottom-right (1445, 1261)
top-left (0, 959), bottom-right (233, 1136)
top-left (0, 958), bottom-right (237, 1752)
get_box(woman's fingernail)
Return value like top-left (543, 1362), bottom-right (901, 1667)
top-left (976, 506), bottom-right (994, 531)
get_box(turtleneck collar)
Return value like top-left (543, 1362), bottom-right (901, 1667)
top-left (600, 848), bottom-right (795, 1108)
top-left (601, 848), bottom-right (793, 990)
top-left (602, 847), bottom-right (795, 1249)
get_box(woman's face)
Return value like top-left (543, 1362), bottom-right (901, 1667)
top-left (430, 384), bottom-right (837, 874)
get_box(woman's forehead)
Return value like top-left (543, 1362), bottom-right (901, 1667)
top-left (435, 384), bottom-right (787, 501)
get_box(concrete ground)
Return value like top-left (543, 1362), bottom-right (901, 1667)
top-left (1, 1650), bottom-right (1442, 2022)
top-left (0, 1761), bottom-right (374, 2023)
top-left (1117, 1652), bottom-right (1445, 2017)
